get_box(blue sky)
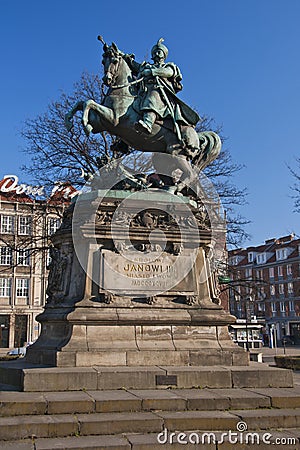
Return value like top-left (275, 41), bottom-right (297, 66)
top-left (1, 0), bottom-right (299, 247)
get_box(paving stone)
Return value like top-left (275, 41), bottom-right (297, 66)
top-left (77, 411), bottom-right (163, 435)
top-left (35, 435), bottom-right (131, 449)
top-left (95, 366), bottom-right (166, 389)
top-left (0, 392), bottom-right (47, 416)
top-left (230, 365), bottom-right (293, 388)
top-left (0, 414), bottom-right (78, 440)
top-left (0, 441), bottom-right (34, 450)
top-left (208, 388), bottom-right (271, 409)
top-left (155, 410), bottom-right (239, 431)
top-left (284, 427), bottom-right (300, 440)
top-left (127, 389), bottom-right (187, 411)
top-left (231, 408), bottom-right (300, 430)
top-left (22, 367), bottom-right (98, 392)
top-left (247, 387), bottom-right (300, 408)
top-left (43, 391), bottom-right (95, 414)
top-left (87, 390), bottom-right (142, 412)
top-left (220, 429), bottom-right (300, 449)
top-left (126, 431), bottom-right (216, 449)
top-left (160, 366), bottom-right (232, 388)
top-left (173, 388), bottom-right (230, 410)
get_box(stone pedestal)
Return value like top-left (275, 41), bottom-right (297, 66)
top-left (26, 190), bottom-right (247, 367)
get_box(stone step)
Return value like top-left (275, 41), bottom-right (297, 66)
top-left (2, 386), bottom-right (300, 417)
top-left (1, 408), bottom-right (300, 441)
top-left (1, 430), bottom-right (300, 450)
top-left (0, 362), bottom-right (294, 391)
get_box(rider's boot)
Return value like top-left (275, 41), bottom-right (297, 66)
top-left (135, 112), bottom-right (156, 134)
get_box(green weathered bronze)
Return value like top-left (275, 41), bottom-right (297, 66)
top-left (65, 37), bottom-right (221, 193)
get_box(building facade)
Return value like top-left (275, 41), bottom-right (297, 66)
top-left (0, 175), bottom-right (76, 350)
top-left (228, 234), bottom-right (300, 345)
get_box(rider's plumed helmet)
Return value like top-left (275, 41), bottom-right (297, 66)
top-left (151, 38), bottom-right (168, 59)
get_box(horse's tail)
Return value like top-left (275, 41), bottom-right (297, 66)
top-left (193, 131), bottom-right (222, 170)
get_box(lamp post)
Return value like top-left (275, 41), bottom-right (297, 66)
top-left (244, 296), bottom-right (252, 352)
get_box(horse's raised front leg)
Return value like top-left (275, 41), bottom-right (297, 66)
top-left (82, 99), bottom-right (115, 136)
top-left (65, 101), bottom-right (84, 132)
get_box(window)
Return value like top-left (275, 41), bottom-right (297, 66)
top-left (16, 278), bottom-right (29, 297)
top-left (0, 247), bottom-right (12, 265)
top-left (256, 269), bottom-right (263, 280)
top-left (0, 215), bottom-right (14, 234)
top-left (256, 253), bottom-right (266, 264)
top-left (270, 285), bottom-right (275, 296)
top-left (48, 218), bottom-right (61, 235)
top-left (271, 302), bottom-right (276, 312)
top-left (19, 216), bottom-right (31, 235)
top-left (229, 256), bottom-right (238, 266)
top-left (269, 267), bottom-right (274, 278)
top-left (279, 284), bottom-right (284, 295)
top-left (0, 278), bottom-right (11, 297)
top-left (17, 249), bottom-right (30, 267)
top-left (248, 252), bottom-right (254, 263)
top-left (278, 266), bottom-right (283, 277)
top-left (288, 282), bottom-right (293, 294)
top-left (289, 301), bottom-right (295, 312)
top-left (280, 301), bottom-right (286, 312)
top-left (245, 286), bottom-right (252, 295)
top-left (276, 248), bottom-right (288, 261)
top-left (287, 264), bottom-right (292, 276)
top-left (257, 302), bottom-right (265, 312)
top-left (245, 268), bottom-right (252, 279)
top-left (233, 286), bottom-right (241, 301)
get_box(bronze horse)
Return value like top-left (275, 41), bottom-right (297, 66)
top-left (65, 42), bottom-right (221, 192)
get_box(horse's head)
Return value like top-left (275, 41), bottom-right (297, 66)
top-left (102, 42), bottom-right (123, 87)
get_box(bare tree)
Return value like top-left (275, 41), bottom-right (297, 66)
top-left (21, 72), bottom-right (118, 193)
top-left (20, 72), bottom-right (249, 246)
top-left (289, 157), bottom-right (300, 212)
top-left (196, 116), bottom-right (249, 246)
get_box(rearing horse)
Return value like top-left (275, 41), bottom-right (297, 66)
top-left (65, 42), bottom-right (221, 192)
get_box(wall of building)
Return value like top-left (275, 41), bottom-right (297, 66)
top-left (0, 175), bottom-right (75, 350)
top-left (228, 234), bottom-right (300, 344)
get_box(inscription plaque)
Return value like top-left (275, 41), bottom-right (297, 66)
top-left (100, 249), bottom-right (197, 296)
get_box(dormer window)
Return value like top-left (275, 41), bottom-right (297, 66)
top-left (256, 253), bottom-right (266, 264)
top-left (229, 255), bottom-right (242, 266)
top-left (276, 248), bottom-right (288, 261)
top-left (248, 252), bottom-right (255, 263)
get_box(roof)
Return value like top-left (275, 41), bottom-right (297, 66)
top-left (228, 234), bottom-right (300, 266)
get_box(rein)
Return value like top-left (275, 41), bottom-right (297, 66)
top-left (110, 76), bottom-right (144, 90)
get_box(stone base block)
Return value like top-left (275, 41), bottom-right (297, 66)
top-left (0, 363), bottom-right (293, 392)
top-left (26, 316), bottom-right (248, 368)
top-left (28, 347), bottom-right (248, 368)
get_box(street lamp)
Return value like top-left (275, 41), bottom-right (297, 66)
top-left (244, 296), bottom-right (253, 352)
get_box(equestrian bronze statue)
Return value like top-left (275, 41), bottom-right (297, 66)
top-left (65, 37), bottom-right (221, 192)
